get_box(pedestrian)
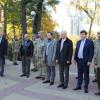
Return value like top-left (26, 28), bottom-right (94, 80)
top-left (94, 32), bottom-right (100, 96)
top-left (35, 31), bottom-right (46, 80)
top-left (43, 32), bottom-right (57, 85)
top-left (0, 32), bottom-right (8, 77)
top-left (12, 36), bottom-right (21, 65)
top-left (20, 34), bottom-right (34, 78)
top-left (31, 34), bottom-right (39, 72)
top-left (73, 30), bottom-right (94, 93)
top-left (56, 31), bottom-right (73, 89)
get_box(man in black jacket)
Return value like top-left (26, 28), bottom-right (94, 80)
top-left (20, 34), bottom-right (34, 78)
top-left (56, 31), bottom-right (73, 89)
top-left (0, 32), bottom-right (8, 77)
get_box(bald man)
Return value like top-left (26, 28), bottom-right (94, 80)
top-left (56, 31), bottom-right (73, 89)
top-left (20, 34), bottom-right (34, 78)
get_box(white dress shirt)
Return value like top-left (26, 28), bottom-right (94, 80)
top-left (0, 37), bottom-right (2, 44)
top-left (78, 39), bottom-right (86, 59)
top-left (60, 38), bottom-right (66, 51)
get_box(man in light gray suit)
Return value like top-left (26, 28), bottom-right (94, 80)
top-left (43, 32), bottom-right (57, 85)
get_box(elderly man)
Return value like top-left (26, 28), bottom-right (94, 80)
top-left (20, 34), bottom-right (34, 78)
top-left (56, 31), bottom-right (73, 89)
top-left (94, 32), bottom-right (100, 96)
top-left (0, 32), bottom-right (8, 77)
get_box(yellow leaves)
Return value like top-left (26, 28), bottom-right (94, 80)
top-left (41, 13), bottom-right (57, 33)
top-left (97, 0), bottom-right (100, 1)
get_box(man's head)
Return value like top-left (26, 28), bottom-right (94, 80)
top-left (47, 32), bottom-right (53, 39)
top-left (32, 35), bottom-right (36, 40)
top-left (0, 32), bottom-right (3, 38)
top-left (24, 34), bottom-right (29, 40)
top-left (38, 31), bottom-right (44, 40)
top-left (80, 30), bottom-right (87, 40)
top-left (60, 31), bottom-right (67, 39)
top-left (97, 32), bottom-right (100, 40)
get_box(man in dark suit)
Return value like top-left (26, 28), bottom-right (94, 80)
top-left (20, 34), bottom-right (34, 78)
top-left (0, 32), bottom-right (8, 77)
top-left (73, 30), bottom-right (94, 93)
top-left (56, 31), bottom-right (73, 89)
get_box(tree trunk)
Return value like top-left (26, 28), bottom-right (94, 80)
top-left (3, 4), bottom-right (7, 37)
top-left (34, 0), bottom-right (44, 34)
top-left (88, 18), bottom-right (93, 38)
top-left (20, 0), bottom-right (27, 36)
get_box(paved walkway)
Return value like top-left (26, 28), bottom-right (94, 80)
top-left (0, 60), bottom-right (99, 100)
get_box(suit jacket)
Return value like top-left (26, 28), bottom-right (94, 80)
top-left (20, 40), bottom-right (34, 57)
top-left (74, 39), bottom-right (94, 63)
top-left (44, 39), bottom-right (57, 66)
top-left (0, 36), bottom-right (8, 58)
top-left (56, 38), bottom-right (73, 65)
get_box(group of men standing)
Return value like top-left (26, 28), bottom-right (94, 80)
top-left (0, 30), bottom-right (100, 96)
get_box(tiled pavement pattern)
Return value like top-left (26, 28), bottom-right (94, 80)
top-left (0, 60), bottom-right (99, 100)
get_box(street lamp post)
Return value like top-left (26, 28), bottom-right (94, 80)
top-left (31, 11), bottom-right (35, 34)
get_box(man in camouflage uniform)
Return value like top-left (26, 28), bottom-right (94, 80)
top-left (35, 31), bottom-right (46, 80)
top-left (12, 36), bottom-right (21, 65)
top-left (31, 35), bottom-right (39, 72)
top-left (94, 32), bottom-right (100, 95)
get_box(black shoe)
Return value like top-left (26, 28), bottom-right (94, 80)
top-left (92, 79), bottom-right (97, 83)
top-left (43, 80), bottom-right (50, 83)
top-left (41, 77), bottom-right (45, 80)
top-left (20, 74), bottom-right (26, 77)
top-left (75, 77), bottom-right (79, 79)
top-left (50, 82), bottom-right (54, 85)
top-left (31, 68), bottom-right (38, 72)
top-left (62, 86), bottom-right (68, 89)
top-left (84, 89), bottom-right (88, 93)
top-left (57, 84), bottom-right (64, 88)
top-left (13, 62), bottom-right (18, 65)
top-left (26, 75), bottom-right (30, 78)
top-left (35, 76), bottom-right (42, 79)
top-left (95, 92), bottom-right (100, 95)
top-left (0, 74), bottom-right (4, 77)
top-left (73, 87), bottom-right (81, 90)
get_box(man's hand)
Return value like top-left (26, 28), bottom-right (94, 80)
top-left (87, 62), bottom-right (91, 66)
top-left (73, 59), bottom-right (76, 65)
top-left (56, 60), bottom-right (58, 64)
top-left (67, 61), bottom-right (70, 64)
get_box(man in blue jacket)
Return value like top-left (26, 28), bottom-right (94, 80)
top-left (0, 32), bottom-right (8, 77)
top-left (73, 30), bottom-right (94, 93)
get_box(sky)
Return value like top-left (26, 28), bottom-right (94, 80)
top-left (52, 0), bottom-right (100, 34)
top-left (52, 0), bottom-right (72, 33)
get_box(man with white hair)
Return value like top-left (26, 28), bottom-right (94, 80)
top-left (20, 34), bottom-right (34, 78)
top-left (56, 31), bottom-right (73, 89)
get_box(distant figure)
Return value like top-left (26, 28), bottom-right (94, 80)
top-left (56, 31), bottom-right (73, 89)
top-left (31, 35), bottom-right (38, 72)
top-left (94, 32), bottom-right (100, 96)
top-left (73, 30), bottom-right (94, 93)
top-left (12, 37), bottom-right (21, 65)
top-left (0, 32), bottom-right (8, 77)
top-left (43, 32), bottom-right (57, 85)
top-left (20, 34), bottom-right (34, 78)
